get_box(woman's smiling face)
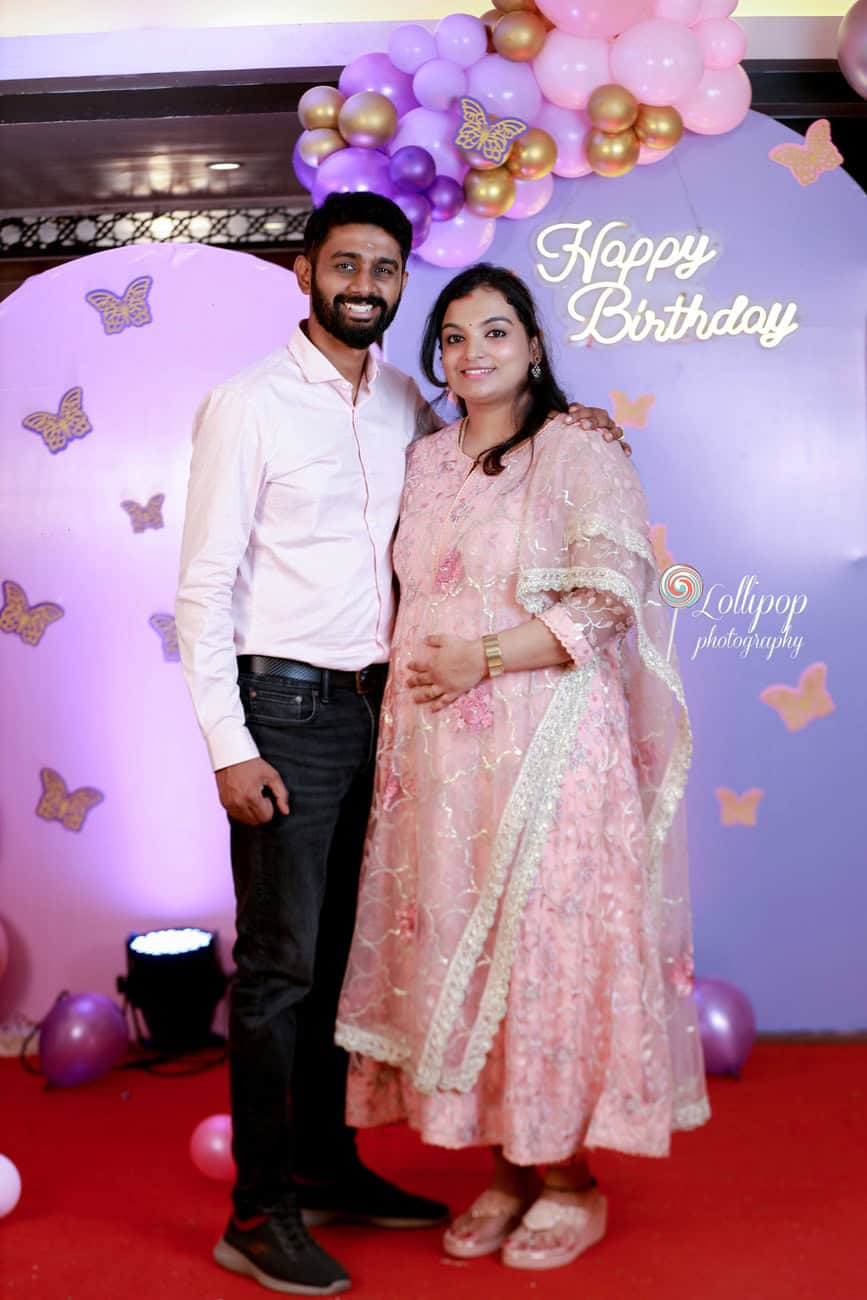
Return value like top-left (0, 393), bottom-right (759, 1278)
top-left (440, 286), bottom-right (540, 408)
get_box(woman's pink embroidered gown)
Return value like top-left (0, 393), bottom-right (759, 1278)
top-left (335, 417), bottom-right (709, 1164)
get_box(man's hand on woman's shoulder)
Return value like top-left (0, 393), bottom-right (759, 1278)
top-left (557, 403), bottom-right (632, 457)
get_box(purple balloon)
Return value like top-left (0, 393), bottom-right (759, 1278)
top-left (39, 992), bottom-right (128, 1088)
top-left (413, 58), bottom-right (467, 112)
top-left (292, 137), bottom-right (316, 193)
top-left (387, 106), bottom-right (468, 183)
top-left (425, 174), bottom-right (465, 222)
top-left (415, 208), bottom-right (497, 268)
top-left (389, 146), bottom-right (436, 193)
top-left (435, 13), bottom-right (488, 69)
top-left (693, 977), bottom-right (757, 1076)
top-left (311, 148), bottom-right (394, 208)
top-left (393, 188), bottom-right (433, 249)
top-left (389, 22), bottom-right (437, 75)
top-left (467, 53), bottom-right (543, 123)
top-left (339, 52), bottom-right (418, 120)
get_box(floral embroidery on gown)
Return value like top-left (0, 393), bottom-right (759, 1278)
top-left (335, 416), bottom-right (710, 1165)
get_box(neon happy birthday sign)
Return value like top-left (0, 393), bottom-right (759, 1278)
top-left (535, 220), bottom-right (800, 350)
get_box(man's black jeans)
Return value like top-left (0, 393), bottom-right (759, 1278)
top-left (228, 668), bottom-right (383, 1219)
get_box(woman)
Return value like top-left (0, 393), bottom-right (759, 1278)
top-left (335, 265), bottom-right (709, 1271)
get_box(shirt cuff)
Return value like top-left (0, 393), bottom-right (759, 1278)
top-left (537, 606), bottom-right (597, 669)
top-left (206, 720), bottom-right (260, 772)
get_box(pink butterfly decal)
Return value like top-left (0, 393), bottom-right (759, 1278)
top-left (36, 768), bottom-right (104, 832)
top-left (759, 662), bottom-right (835, 732)
top-left (0, 580), bottom-right (64, 645)
top-left (715, 787), bottom-right (764, 827)
top-left (121, 494), bottom-right (165, 533)
top-left (149, 612), bottom-right (179, 662)
top-left (768, 119), bottom-right (843, 187)
top-left (22, 387), bottom-right (92, 454)
top-left (648, 524), bottom-right (674, 574)
top-left (611, 390), bottom-right (655, 429)
top-left (85, 275), bottom-right (153, 334)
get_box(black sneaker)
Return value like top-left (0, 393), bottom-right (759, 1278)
top-left (296, 1159), bottom-right (449, 1230)
top-left (213, 1198), bottom-right (351, 1295)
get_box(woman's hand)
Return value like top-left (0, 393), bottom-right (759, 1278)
top-left (407, 634), bottom-right (487, 711)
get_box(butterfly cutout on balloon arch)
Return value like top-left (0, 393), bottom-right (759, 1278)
top-left (454, 97), bottom-right (528, 167)
top-left (36, 768), bottom-right (104, 832)
top-left (121, 493), bottom-right (165, 533)
top-left (759, 662), bottom-right (835, 732)
top-left (768, 119), bottom-right (843, 187)
top-left (149, 612), bottom-right (180, 661)
top-left (21, 386), bottom-right (92, 454)
top-left (0, 579), bottom-right (64, 646)
top-left (85, 275), bottom-right (153, 335)
top-left (715, 787), bottom-right (764, 827)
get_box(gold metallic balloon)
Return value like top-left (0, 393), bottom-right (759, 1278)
top-left (464, 166), bottom-right (516, 218)
top-left (481, 6), bottom-right (500, 51)
top-left (337, 91), bottom-right (398, 150)
top-left (493, 0), bottom-right (539, 12)
top-left (585, 127), bottom-right (640, 179)
top-left (493, 11), bottom-right (547, 61)
top-left (298, 85), bottom-right (345, 132)
top-left (587, 83), bottom-right (639, 134)
top-left (635, 104), bottom-right (684, 150)
top-left (505, 127), bottom-right (557, 180)
top-left (297, 128), bottom-right (347, 169)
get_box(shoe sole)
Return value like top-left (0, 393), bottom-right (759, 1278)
top-left (302, 1209), bottom-right (447, 1230)
top-left (213, 1238), bottom-right (352, 1295)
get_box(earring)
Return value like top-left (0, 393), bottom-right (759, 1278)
top-left (530, 361), bottom-right (542, 382)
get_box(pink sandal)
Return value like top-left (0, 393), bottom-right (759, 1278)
top-left (443, 1187), bottom-right (532, 1260)
top-left (501, 1182), bottom-right (608, 1271)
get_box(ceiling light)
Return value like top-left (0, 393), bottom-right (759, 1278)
top-left (208, 161), bottom-right (242, 171)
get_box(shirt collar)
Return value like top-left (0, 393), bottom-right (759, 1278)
top-left (288, 323), bottom-right (379, 392)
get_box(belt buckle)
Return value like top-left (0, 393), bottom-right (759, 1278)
top-left (355, 667), bottom-right (370, 695)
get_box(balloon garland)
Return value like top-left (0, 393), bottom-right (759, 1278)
top-left (293, 0), bottom-right (752, 267)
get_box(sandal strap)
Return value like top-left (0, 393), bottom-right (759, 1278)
top-left (522, 1186), bottom-right (601, 1232)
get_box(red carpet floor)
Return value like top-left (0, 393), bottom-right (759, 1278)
top-left (1, 1042), bottom-right (864, 1299)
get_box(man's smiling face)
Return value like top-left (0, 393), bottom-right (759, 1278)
top-left (302, 222), bottom-right (407, 350)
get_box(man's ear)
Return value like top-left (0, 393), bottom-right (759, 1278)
top-left (295, 254), bottom-right (312, 295)
top-left (401, 267), bottom-right (409, 295)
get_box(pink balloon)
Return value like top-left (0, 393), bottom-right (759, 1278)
top-left (413, 58), bottom-right (466, 112)
top-left (677, 63), bottom-right (751, 134)
top-left (435, 13), bottom-right (488, 69)
top-left (389, 22), bottom-right (437, 74)
top-left (190, 1113), bottom-right (236, 1181)
top-left (415, 209), bottom-right (497, 268)
top-left (389, 107), bottom-right (468, 182)
top-left (694, 0), bottom-right (737, 17)
top-left (0, 918), bottom-right (7, 983)
top-left (339, 52), bottom-right (417, 119)
top-left (467, 54), bottom-right (543, 122)
top-left (536, 0), bottom-right (651, 38)
top-left (653, 0), bottom-right (700, 20)
top-left (534, 102), bottom-right (592, 176)
top-left (638, 141), bottom-right (675, 164)
top-left (0, 1154), bottom-right (21, 1219)
top-left (533, 32), bottom-right (610, 110)
top-left (838, 0), bottom-right (867, 101)
top-left (693, 18), bottom-right (746, 70)
top-left (503, 172), bottom-right (555, 220)
top-left (610, 18), bottom-right (704, 105)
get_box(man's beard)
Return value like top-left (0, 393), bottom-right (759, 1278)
top-left (310, 274), bottom-right (401, 350)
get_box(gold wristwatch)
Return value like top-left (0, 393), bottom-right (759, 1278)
top-left (482, 633), bottom-right (505, 677)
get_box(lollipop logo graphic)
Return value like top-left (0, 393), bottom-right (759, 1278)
top-left (659, 564), bottom-right (703, 660)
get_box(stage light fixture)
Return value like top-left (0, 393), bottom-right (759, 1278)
top-left (118, 927), bottom-right (227, 1053)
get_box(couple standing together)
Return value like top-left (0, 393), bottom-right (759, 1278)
top-left (176, 192), bottom-right (709, 1296)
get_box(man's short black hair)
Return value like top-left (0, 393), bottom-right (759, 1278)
top-left (302, 192), bottom-right (413, 268)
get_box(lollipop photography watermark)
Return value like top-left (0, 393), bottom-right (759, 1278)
top-left (658, 569), bottom-right (808, 662)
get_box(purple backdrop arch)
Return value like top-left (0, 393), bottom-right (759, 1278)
top-left (0, 111), bottom-right (865, 1032)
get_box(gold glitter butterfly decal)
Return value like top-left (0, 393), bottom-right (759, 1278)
top-left (36, 768), bottom-right (104, 832)
top-left (454, 97), bottom-right (528, 166)
top-left (149, 612), bottom-right (180, 661)
top-left (759, 662), bottom-right (835, 732)
top-left (611, 390), bottom-right (655, 429)
top-left (715, 787), bottom-right (764, 827)
top-left (0, 580), bottom-right (64, 646)
top-left (85, 275), bottom-right (153, 335)
top-left (21, 386), bottom-right (92, 455)
top-left (121, 494), bottom-right (165, 533)
top-left (768, 119), bottom-right (843, 187)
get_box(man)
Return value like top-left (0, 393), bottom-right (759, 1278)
top-left (176, 191), bottom-right (625, 1296)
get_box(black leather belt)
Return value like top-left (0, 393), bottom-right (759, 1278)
top-left (237, 654), bottom-right (387, 695)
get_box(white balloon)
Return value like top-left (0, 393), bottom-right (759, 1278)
top-left (0, 1154), bottom-right (22, 1218)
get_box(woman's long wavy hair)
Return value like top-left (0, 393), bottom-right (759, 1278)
top-left (420, 264), bottom-right (570, 476)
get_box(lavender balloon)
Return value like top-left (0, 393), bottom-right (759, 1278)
top-left (467, 53), bottom-right (543, 123)
top-left (413, 58), bottom-right (467, 113)
top-left (292, 137), bottom-right (316, 193)
top-left (389, 22), bottom-right (437, 75)
top-left (339, 52), bottom-right (417, 120)
top-left (39, 992), bottom-right (128, 1088)
top-left (838, 0), bottom-right (867, 101)
top-left (389, 146), bottom-right (436, 193)
top-left (425, 174), bottom-right (465, 222)
top-left (694, 976), bottom-right (757, 1076)
top-left (311, 148), bottom-right (394, 207)
top-left (435, 13), bottom-right (488, 69)
top-left (393, 189), bottom-right (433, 249)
